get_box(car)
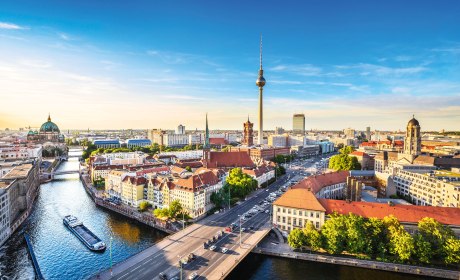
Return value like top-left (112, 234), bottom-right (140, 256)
top-left (221, 247), bottom-right (228, 253)
top-left (265, 189), bottom-right (269, 192)
top-left (209, 245), bottom-right (217, 251)
top-left (241, 227), bottom-right (247, 232)
top-left (170, 277), bottom-right (179, 280)
top-left (265, 210), bottom-right (269, 214)
top-left (188, 272), bottom-right (198, 280)
top-left (159, 272), bottom-right (168, 280)
top-left (249, 226), bottom-right (254, 230)
top-left (225, 226), bottom-right (232, 232)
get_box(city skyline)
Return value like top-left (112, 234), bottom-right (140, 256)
top-left (1, 1), bottom-right (460, 131)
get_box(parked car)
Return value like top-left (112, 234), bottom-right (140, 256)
top-left (188, 272), bottom-right (198, 280)
top-left (209, 245), bottom-right (217, 251)
top-left (221, 247), bottom-right (228, 253)
top-left (159, 272), bottom-right (168, 280)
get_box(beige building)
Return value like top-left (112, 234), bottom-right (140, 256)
top-left (273, 188), bottom-right (326, 235)
top-left (120, 176), bottom-right (147, 207)
top-left (0, 162), bottom-right (40, 246)
top-left (390, 167), bottom-right (460, 208)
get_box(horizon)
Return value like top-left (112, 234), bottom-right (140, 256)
top-left (1, 1), bottom-right (459, 131)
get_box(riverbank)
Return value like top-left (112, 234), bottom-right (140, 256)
top-left (80, 172), bottom-right (176, 234)
top-left (252, 236), bottom-right (460, 279)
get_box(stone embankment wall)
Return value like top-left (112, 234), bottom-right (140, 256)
top-left (252, 247), bottom-right (460, 280)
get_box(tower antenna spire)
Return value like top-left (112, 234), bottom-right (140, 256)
top-left (259, 34), bottom-right (263, 70)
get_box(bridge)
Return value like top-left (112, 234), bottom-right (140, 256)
top-left (40, 169), bottom-right (80, 180)
top-left (92, 174), bottom-right (291, 280)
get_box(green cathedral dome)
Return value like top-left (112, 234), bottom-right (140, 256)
top-left (39, 114), bottom-right (60, 133)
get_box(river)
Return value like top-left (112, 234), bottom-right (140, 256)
top-left (0, 150), bottom-right (166, 280)
top-left (0, 149), bottom-right (443, 280)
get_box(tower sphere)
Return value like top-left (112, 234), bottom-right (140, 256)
top-left (256, 76), bottom-right (266, 87)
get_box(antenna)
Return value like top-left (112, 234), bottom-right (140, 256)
top-left (259, 34), bottom-right (263, 70)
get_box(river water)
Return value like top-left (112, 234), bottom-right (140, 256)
top-left (0, 150), bottom-right (444, 280)
top-left (0, 150), bottom-right (166, 280)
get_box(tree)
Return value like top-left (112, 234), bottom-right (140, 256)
top-left (443, 237), bottom-right (460, 264)
top-left (225, 168), bottom-right (258, 198)
top-left (302, 221), bottom-right (322, 250)
top-left (364, 218), bottom-right (388, 258)
top-left (287, 228), bottom-right (306, 249)
top-left (328, 146), bottom-right (361, 171)
top-left (417, 217), bottom-right (455, 260)
top-left (320, 213), bottom-right (347, 254)
top-left (414, 233), bottom-right (433, 264)
top-left (185, 166), bottom-right (192, 172)
top-left (169, 200), bottom-right (183, 218)
top-left (344, 214), bottom-right (368, 254)
top-left (391, 230), bottom-right (415, 262)
top-left (139, 201), bottom-right (151, 212)
top-left (153, 208), bottom-right (170, 219)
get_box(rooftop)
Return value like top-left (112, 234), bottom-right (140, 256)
top-left (292, 171), bottom-right (349, 194)
top-left (319, 199), bottom-right (460, 226)
top-left (3, 163), bottom-right (33, 179)
top-left (0, 181), bottom-right (12, 189)
top-left (273, 188), bottom-right (326, 212)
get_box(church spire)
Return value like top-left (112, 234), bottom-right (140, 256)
top-left (48, 113), bottom-right (51, 122)
top-left (204, 113), bottom-right (210, 149)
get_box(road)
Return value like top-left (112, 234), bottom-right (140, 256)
top-left (94, 154), bottom-right (331, 280)
top-left (94, 171), bottom-right (293, 280)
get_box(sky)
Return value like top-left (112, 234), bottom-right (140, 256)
top-left (0, 0), bottom-right (459, 131)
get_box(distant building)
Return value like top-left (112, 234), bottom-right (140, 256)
top-left (176, 124), bottom-right (185, 135)
top-left (230, 146), bottom-right (290, 161)
top-left (366, 126), bottom-right (371, 140)
top-left (242, 117), bottom-right (254, 147)
top-left (93, 139), bottom-right (121, 149)
top-left (344, 128), bottom-right (356, 139)
top-left (293, 114), bottom-right (305, 134)
top-left (268, 134), bottom-right (288, 148)
top-left (349, 151), bottom-right (373, 170)
top-left (126, 139), bottom-right (151, 148)
top-left (275, 127), bottom-right (285, 135)
top-left (27, 114), bottom-right (65, 143)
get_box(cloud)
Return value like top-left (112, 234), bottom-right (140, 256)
top-left (146, 49), bottom-right (204, 64)
top-left (269, 64), bottom-right (322, 76)
top-left (0, 22), bottom-right (27, 30)
top-left (394, 55), bottom-right (412, 62)
top-left (338, 63), bottom-right (427, 76)
top-left (58, 33), bottom-right (71, 41)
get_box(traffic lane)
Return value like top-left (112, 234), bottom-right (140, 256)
top-left (110, 176), bottom-right (288, 279)
top-left (194, 214), bottom-right (270, 278)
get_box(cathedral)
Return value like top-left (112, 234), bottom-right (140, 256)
top-left (27, 114), bottom-right (65, 143)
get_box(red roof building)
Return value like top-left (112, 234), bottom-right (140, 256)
top-left (203, 151), bottom-right (255, 169)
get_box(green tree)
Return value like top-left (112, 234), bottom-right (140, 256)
top-left (391, 231), bottom-right (415, 262)
top-left (443, 237), bottom-right (460, 264)
top-left (185, 166), bottom-right (192, 172)
top-left (225, 168), bottom-right (258, 198)
top-left (320, 213), bottom-right (347, 254)
top-left (302, 221), bottom-right (322, 250)
top-left (344, 214), bottom-right (368, 254)
top-left (287, 228), bottom-right (306, 249)
top-left (364, 218), bottom-right (389, 258)
top-left (328, 146), bottom-right (361, 171)
top-left (139, 201), bottom-right (151, 212)
top-left (169, 200), bottom-right (183, 218)
top-left (153, 208), bottom-right (170, 219)
top-left (414, 233), bottom-right (433, 264)
top-left (418, 217), bottom-right (455, 260)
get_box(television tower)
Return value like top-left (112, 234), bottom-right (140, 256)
top-left (255, 35), bottom-right (266, 145)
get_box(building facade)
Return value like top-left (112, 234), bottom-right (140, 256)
top-left (292, 114), bottom-right (305, 134)
top-left (242, 118), bottom-right (254, 147)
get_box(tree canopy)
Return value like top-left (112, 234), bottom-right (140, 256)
top-left (328, 146), bottom-right (361, 171)
top-left (286, 213), bottom-right (460, 265)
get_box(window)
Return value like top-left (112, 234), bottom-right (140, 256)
top-left (316, 213), bottom-right (320, 218)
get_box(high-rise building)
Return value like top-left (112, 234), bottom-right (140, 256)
top-left (242, 117), bottom-right (254, 146)
top-left (366, 127), bottom-right (371, 140)
top-left (176, 124), bottom-right (185, 135)
top-left (292, 114), bottom-right (305, 134)
top-left (275, 127), bottom-right (285, 135)
top-left (404, 115), bottom-right (421, 156)
top-left (344, 128), bottom-right (356, 139)
top-left (256, 35), bottom-right (266, 145)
